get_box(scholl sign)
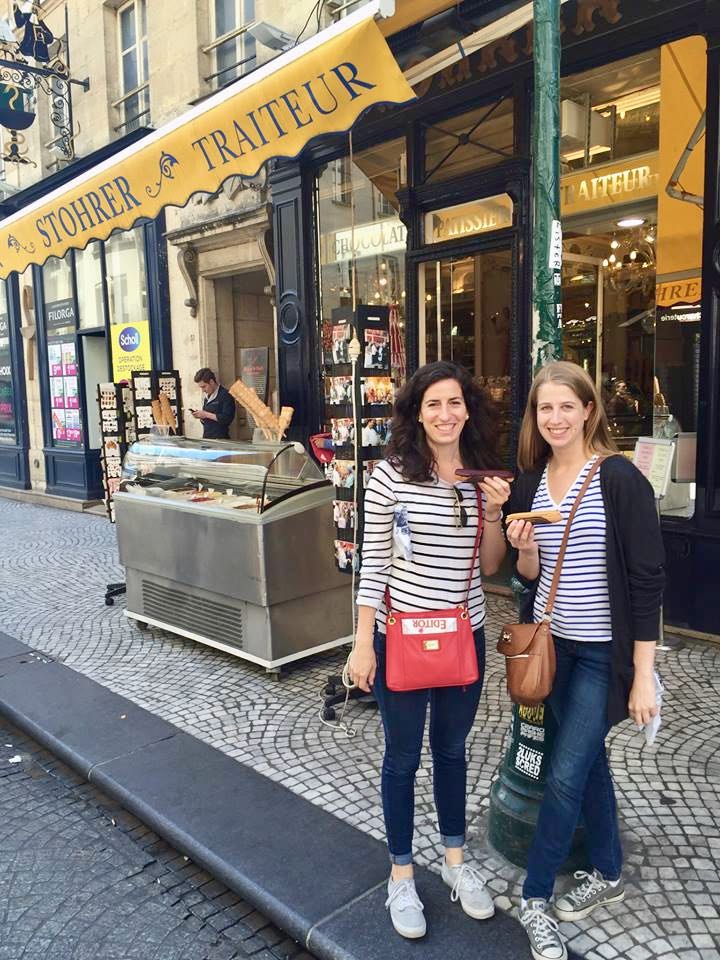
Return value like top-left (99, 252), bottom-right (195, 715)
top-left (118, 326), bottom-right (141, 352)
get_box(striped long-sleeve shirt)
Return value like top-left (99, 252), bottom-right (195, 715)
top-left (532, 456), bottom-right (612, 642)
top-left (356, 459), bottom-right (487, 632)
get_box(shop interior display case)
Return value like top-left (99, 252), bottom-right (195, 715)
top-left (114, 437), bottom-right (352, 670)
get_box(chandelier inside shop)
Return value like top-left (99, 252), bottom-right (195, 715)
top-left (0, 1), bottom-right (88, 170)
top-left (602, 219), bottom-right (656, 297)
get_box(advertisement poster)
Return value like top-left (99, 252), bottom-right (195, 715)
top-left (48, 342), bottom-right (62, 376)
top-left (64, 376), bottom-right (79, 409)
top-left (61, 340), bottom-right (78, 375)
top-left (50, 376), bottom-right (65, 408)
top-left (111, 319), bottom-right (152, 382)
top-left (64, 408), bottom-right (82, 443)
top-left (52, 408), bottom-right (67, 442)
top-left (44, 298), bottom-right (83, 447)
top-left (0, 313), bottom-right (15, 443)
top-left (509, 704), bottom-right (550, 783)
top-left (240, 347), bottom-right (269, 429)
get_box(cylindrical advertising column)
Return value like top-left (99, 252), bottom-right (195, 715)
top-left (488, 701), bottom-right (586, 870)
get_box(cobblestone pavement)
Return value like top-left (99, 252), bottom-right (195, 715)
top-left (1, 496), bottom-right (719, 960)
top-left (0, 713), bottom-right (315, 960)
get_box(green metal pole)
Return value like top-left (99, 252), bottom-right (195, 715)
top-left (531, 0), bottom-right (563, 372)
top-left (488, 1), bottom-right (587, 872)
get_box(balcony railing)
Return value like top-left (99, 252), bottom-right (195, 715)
top-left (112, 81), bottom-right (151, 134)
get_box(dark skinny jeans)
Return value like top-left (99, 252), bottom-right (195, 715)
top-left (371, 627), bottom-right (486, 865)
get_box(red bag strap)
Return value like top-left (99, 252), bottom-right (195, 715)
top-left (385, 485), bottom-right (483, 614)
top-left (543, 456), bottom-right (606, 617)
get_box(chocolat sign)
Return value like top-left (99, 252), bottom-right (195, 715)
top-left (0, 14), bottom-right (415, 279)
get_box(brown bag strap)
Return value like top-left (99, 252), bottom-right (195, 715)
top-left (385, 486), bottom-right (483, 613)
top-left (543, 456), bottom-right (606, 617)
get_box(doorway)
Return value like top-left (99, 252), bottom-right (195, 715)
top-left (419, 247), bottom-right (513, 461)
top-left (212, 267), bottom-right (275, 440)
top-left (561, 253), bottom-right (604, 388)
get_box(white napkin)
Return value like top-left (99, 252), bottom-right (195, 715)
top-left (638, 670), bottom-right (664, 745)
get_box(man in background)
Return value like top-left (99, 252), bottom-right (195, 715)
top-left (192, 368), bottom-right (235, 440)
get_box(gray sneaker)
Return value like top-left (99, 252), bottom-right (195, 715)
top-left (441, 860), bottom-right (495, 919)
top-left (385, 877), bottom-right (426, 939)
top-left (520, 899), bottom-right (567, 960)
top-left (554, 869), bottom-right (625, 921)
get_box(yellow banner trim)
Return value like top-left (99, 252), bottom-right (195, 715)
top-left (0, 15), bottom-right (415, 280)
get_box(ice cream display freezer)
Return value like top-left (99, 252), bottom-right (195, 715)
top-left (114, 437), bottom-right (352, 669)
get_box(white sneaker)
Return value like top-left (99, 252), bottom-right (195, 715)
top-left (519, 898), bottom-right (567, 960)
top-left (385, 877), bottom-right (426, 939)
top-left (441, 860), bottom-right (495, 919)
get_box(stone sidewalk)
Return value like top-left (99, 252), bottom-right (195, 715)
top-left (1, 495), bottom-right (719, 960)
top-left (0, 714), bottom-right (315, 960)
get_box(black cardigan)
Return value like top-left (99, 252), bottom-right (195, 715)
top-left (506, 455), bottom-right (665, 727)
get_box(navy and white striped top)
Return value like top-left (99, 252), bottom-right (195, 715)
top-left (532, 457), bottom-right (612, 642)
top-left (356, 460), bottom-right (487, 631)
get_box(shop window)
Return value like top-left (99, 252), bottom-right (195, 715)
top-left (210, 0), bottom-right (256, 89)
top-left (420, 249), bottom-right (513, 462)
top-left (43, 254), bottom-right (83, 448)
top-left (43, 253), bottom-right (73, 306)
top-left (331, 157), bottom-right (352, 206)
top-left (423, 96), bottom-right (514, 184)
top-left (0, 281), bottom-right (15, 446)
top-left (560, 49), bottom-right (660, 173)
top-left (75, 242), bottom-right (105, 329)
top-left (317, 137), bottom-right (408, 383)
top-left (374, 186), bottom-right (394, 219)
top-left (561, 38), bottom-right (706, 519)
top-left (116, 0), bottom-right (149, 133)
top-left (104, 227), bottom-right (148, 327)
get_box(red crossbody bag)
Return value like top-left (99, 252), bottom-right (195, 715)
top-left (383, 487), bottom-right (483, 692)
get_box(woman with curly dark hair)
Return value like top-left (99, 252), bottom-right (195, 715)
top-left (348, 360), bottom-right (510, 940)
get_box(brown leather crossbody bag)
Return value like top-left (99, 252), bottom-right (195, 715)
top-left (497, 457), bottom-right (606, 706)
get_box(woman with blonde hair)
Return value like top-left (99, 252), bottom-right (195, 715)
top-left (505, 361), bottom-right (664, 960)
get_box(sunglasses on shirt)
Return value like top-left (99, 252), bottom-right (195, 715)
top-left (452, 486), bottom-right (469, 529)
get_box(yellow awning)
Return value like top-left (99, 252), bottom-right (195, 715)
top-left (0, 8), bottom-right (415, 280)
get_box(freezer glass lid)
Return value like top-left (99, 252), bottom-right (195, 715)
top-left (121, 437), bottom-right (326, 511)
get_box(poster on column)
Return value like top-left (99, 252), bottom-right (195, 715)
top-left (0, 313), bottom-right (15, 443)
top-left (110, 319), bottom-right (152, 382)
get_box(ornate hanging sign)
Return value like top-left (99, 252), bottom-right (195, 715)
top-left (0, 1), bottom-right (89, 165)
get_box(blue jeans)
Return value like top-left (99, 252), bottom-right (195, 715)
top-left (372, 627), bottom-right (486, 865)
top-left (523, 637), bottom-right (623, 901)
